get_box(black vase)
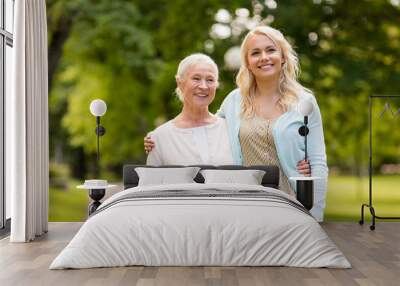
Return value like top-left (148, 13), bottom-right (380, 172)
top-left (88, 189), bottom-right (106, 215)
top-left (296, 180), bottom-right (314, 210)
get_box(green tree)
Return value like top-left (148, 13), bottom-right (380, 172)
top-left (48, 0), bottom-right (400, 179)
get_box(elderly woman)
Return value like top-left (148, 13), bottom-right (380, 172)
top-left (146, 53), bottom-right (234, 165)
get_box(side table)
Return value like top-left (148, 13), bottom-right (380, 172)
top-left (289, 177), bottom-right (320, 211)
top-left (77, 183), bottom-right (116, 215)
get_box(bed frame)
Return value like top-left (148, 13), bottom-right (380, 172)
top-left (123, 165), bottom-right (280, 190)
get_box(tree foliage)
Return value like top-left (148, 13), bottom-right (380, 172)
top-left (47, 0), bottom-right (400, 178)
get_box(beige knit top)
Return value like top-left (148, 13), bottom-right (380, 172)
top-left (239, 116), bottom-right (294, 196)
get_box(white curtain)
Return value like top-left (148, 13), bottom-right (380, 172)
top-left (8, 0), bottom-right (49, 242)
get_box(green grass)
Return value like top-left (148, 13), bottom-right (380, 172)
top-left (49, 176), bottom-right (400, 222)
top-left (49, 180), bottom-right (88, 221)
top-left (325, 175), bottom-right (400, 221)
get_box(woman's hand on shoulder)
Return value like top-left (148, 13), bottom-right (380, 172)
top-left (144, 135), bottom-right (155, 154)
top-left (297, 159), bottom-right (311, 176)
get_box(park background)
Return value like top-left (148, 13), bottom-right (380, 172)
top-left (46, 0), bottom-right (400, 221)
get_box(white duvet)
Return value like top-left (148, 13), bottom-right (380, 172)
top-left (50, 183), bottom-right (351, 269)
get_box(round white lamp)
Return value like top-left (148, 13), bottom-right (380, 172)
top-left (90, 99), bottom-right (107, 117)
top-left (298, 99), bottom-right (314, 117)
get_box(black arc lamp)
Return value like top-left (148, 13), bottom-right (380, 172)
top-left (88, 99), bottom-right (107, 214)
top-left (295, 100), bottom-right (315, 210)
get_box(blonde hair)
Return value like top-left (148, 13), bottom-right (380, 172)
top-left (175, 53), bottom-right (219, 101)
top-left (236, 25), bottom-right (311, 118)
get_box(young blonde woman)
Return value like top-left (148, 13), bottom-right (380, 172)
top-left (216, 26), bottom-right (328, 221)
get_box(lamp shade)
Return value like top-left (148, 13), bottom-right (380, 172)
top-left (298, 100), bottom-right (314, 116)
top-left (90, 99), bottom-right (107, 117)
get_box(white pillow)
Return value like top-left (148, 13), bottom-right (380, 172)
top-left (135, 167), bottom-right (200, 186)
top-left (200, 169), bottom-right (266, 185)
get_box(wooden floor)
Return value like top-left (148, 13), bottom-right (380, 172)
top-left (0, 222), bottom-right (399, 286)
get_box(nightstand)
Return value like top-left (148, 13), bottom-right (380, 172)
top-left (77, 182), bottom-right (116, 215)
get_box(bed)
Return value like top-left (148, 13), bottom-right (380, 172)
top-left (50, 165), bottom-right (350, 269)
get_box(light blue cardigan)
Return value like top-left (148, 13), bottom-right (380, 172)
top-left (217, 89), bottom-right (328, 221)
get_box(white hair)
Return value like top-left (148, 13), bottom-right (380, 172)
top-left (175, 53), bottom-right (219, 101)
